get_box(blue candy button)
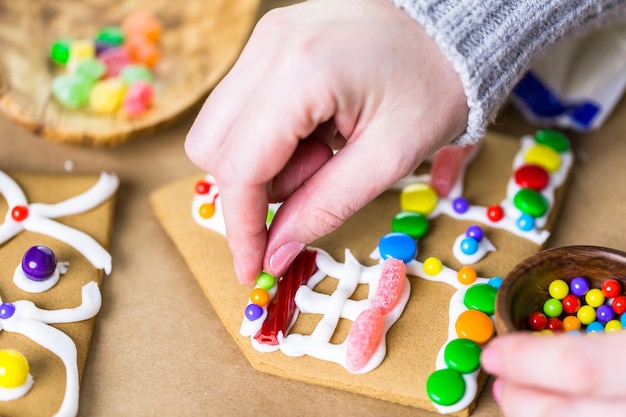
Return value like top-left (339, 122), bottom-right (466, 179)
top-left (378, 232), bottom-right (417, 263)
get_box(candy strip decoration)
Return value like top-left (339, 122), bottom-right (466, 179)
top-left (0, 171), bottom-right (118, 274)
top-left (0, 282), bottom-right (102, 416)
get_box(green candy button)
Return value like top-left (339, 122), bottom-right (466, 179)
top-left (535, 129), bottom-right (570, 153)
top-left (391, 211), bottom-right (429, 239)
top-left (444, 338), bottom-right (482, 373)
top-left (513, 188), bottom-right (549, 218)
top-left (256, 272), bottom-right (275, 290)
top-left (464, 283), bottom-right (497, 315)
top-left (426, 368), bottom-right (466, 406)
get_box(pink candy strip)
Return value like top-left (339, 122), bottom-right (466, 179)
top-left (372, 258), bottom-right (405, 315)
top-left (346, 308), bottom-right (384, 372)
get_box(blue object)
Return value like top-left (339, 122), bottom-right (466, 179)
top-left (378, 232), bottom-right (417, 263)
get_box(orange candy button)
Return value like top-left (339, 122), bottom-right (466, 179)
top-left (455, 310), bottom-right (494, 345)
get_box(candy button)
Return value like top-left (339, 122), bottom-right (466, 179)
top-left (245, 304), bottom-right (264, 321)
top-left (0, 349), bottom-right (29, 389)
top-left (465, 225), bottom-right (483, 241)
top-left (266, 209), bottom-right (276, 225)
top-left (391, 211), bottom-right (429, 239)
top-left (22, 245), bottom-right (57, 281)
top-left (488, 277), bottom-right (503, 289)
top-left (195, 180), bottom-right (212, 195)
top-left (444, 338), bottom-right (481, 373)
top-left (455, 310), bottom-right (494, 345)
top-left (460, 237), bottom-right (478, 256)
top-left (457, 266), bottom-right (477, 285)
top-left (486, 205), bottom-right (504, 222)
top-left (426, 368), bottom-right (466, 406)
top-left (423, 257), bottom-right (443, 276)
top-left (513, 188), bottom-right (549, 218)
top-left (514, 164), bottom-right (549, 191)
top-left (250, 288), bottom-right (270, 307)
top-left (256, 272), bottom-right (276, 290)
top-left (198, 203), bottom-right (215, 219)
top-left (535, 129), bottom-right (570, 153)
top-left (452, 197), bottom-right (469, 214)
top-left (570, 276), bottom-right (590, 297)
top-left (516, 213), bottom-right (535, 231)
top-left (0, 303), bottom-right (15, 320)
top-left (378, 233), bottom-right (416, 263)
top-left (400, 183), bottom-right (438, 215)
top-left (524, 144), bottom-right (561, 172)
top-left (464, 283), bottom-right (497, 315)
top-left (11, 205), bottom-right (29, 222)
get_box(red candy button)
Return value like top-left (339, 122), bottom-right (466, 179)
top-left (487, 205), bottom-right (504, 222)
top-left (514, 164), bottom-right (549, 191)
top-left (11, 205), bottom-right (29, 221)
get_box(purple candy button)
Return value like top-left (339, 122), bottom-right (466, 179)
top-left (22, 245), bottom-right (57, 281)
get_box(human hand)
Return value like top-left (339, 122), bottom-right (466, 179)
top-left (430, 144), bottom-right (477, 197)
top-left (482, 332), bottom-right (626, 416)
top-left (185, 0), bottom-right (468, 285)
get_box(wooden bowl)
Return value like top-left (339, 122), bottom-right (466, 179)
top-left (0, 0), bottom-right (260, 146)
top-left (495, 245), bottom-right (626, 334)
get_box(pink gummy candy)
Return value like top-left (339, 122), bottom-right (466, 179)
top-left (372, 258), bottom-right (405, 315)
top-left (99, 47), bottom-right (132, 77)
top-left (346, 308), bottom-right (384, 372)
top-left (123, 80), bottom-right (154, 116)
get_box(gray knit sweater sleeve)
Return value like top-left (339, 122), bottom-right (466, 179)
top-left (390, 0), bottom-right (626, 145)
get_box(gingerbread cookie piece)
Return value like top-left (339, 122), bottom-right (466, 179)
top-left (0, 171), bottom-right (118, 417)
top-left (151, 130), bottom-right (573, 416)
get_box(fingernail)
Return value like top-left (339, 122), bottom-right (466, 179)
top-left (492, 378), bottom-right (504, 405)
top-left (269, 241), bottom-right (305, 274)
top-left (480, 344), bottom-right (502, 374)
top-left (233, 260), bottom-right (245, 285)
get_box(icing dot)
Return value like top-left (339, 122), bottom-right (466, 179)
top-left (528, 311), bottom-right (547, 331)
top-left (195, 180), bottom-right (212, 195)
top-left (0, 349), bottom-right (29, 389)
top-left (570, 276), bottom-right (590, 297)
top-left (22, 245), bottom-right (57, 281)
top-left (524, 144), bottom-right (561, 172)
top-left (543, 298), bottom-right (563, 317)
top-left (423, 257), bottom-right (443, 276)
top-left (457, 266), bottom-right (477, 285)
top-left (516, 213), bottom-right (535, 231)
top-left (245, 304), bottom-right (264, 321)
top-left (513, 188), bottom-right (549, 218)
top-left (464, 283), bottom-right (497, 315)
top-left (577, 305), bottom-right (596, 325)
top-left (400, 183), bottom-right (438, 215)
top-left (514, 164), bottom-right (549, 191)
top-left (256, 272), bottom-right (276, 290)
top-left (455, 310), bottom-right (494, 345)
top-left (612, 295), bottom-right (626, 315)
top-left (486, 205), bottom-right (504, 222)
top-left (459, 237), bottom-right (479, 256)
top-left (198, 203), bottom-right (216, 219)
top-left (250, 288), bottom-right (270, 307)
top-left (562, 315), bottom-right (581, 332)
top-left (548, 279), bottom-right (569, 300)
top-left (452, 197), bottom-right (469, 214)
top-left (11, 205), bottom-right (29, 222)
top-left (444, 338), bottom-right (481, 374)
top-left (0, 303), bottom-right (15, 319)
top-left (534, 129), bottom-right (570, 152)
top-left (605, 319), bottom-right (623, 332)
top-left (426, 368), bottom-right (466, 406)
top-left (561, 294), bottom-right (581, 315)
top-left (391, 211), bottom-right (429, 239)
top-left (596, 304), bottom-right (615, 324)
top-left (602, 279), bottom-right (622, 299)
top-left (378, 233), bottom-right (416, 263)
top-left (488, 277), bottom-right (503, 289)
top-left (465, 225), bottom-right (483, 241)
top-left (585, 289), bottom-right (605, 308)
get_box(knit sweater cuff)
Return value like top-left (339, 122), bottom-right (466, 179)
top-left (390, 0), bottom-right (624, 145)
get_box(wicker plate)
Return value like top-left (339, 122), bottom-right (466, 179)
top-left (0, 0), bottom-right (260, 146)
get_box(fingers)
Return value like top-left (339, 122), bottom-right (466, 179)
top-left (494, 377), bottom-right (626, 417)
top-left (430, 144), bottom-right (477, 197)
top-left (482, 333), bottom-right (626, 399)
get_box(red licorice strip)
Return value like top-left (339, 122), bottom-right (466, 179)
top-left (254, 249), bottom-right (318, 345)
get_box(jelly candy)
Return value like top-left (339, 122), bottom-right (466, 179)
top-left (122, 80), bottom-right (154, 116)
top-left (89, 78), bottom-right (127, 114)
top-left (51, 74), bottom-right (92, 109)
top-left (122, 11), bottom-right (163, 43)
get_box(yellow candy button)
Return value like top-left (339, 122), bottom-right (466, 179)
top-left (455, 310), bottom-right (494, 345)
top-left (400, 183), bottom-right (438, 215)
top-left (0, 349), bottom-right (29, 389)
top-left (524, 144), bottom-right (561, 172)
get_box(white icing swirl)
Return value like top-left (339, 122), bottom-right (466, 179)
top-left (452, 234), bottom-right (496, 265)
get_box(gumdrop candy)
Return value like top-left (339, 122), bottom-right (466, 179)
top-left (66, 39), bottom-right (95, 73)
top-left (126, 34), bottom-right (160, 68)
top-left (74, 58), bottom-right (106, 82)
top-left (120, 64), bottom-right (154, 86)
top-left (95, 26), bottom-right (125, 46)
top-left (50, 38), bottom-right (71, 65)
top-left (51, 74), bottom-right (92, 109)
top-left (98, 47), bottom-right (132, 78)
top-left (122, 11), bottom-right (163, 43)
top-left (123, 80), bottom-right (154, 116)
top-left (89, 78), bottom-right (127, 114)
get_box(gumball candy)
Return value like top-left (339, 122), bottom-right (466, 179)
top-left (22, 245), bottom-right (57, 281)
top-left (123, 80), bottom-right (154, 116)
top-left (605, 319), bottom-right (623, 332)
top-left (561, 293), bottom-right (581, 315)
top-left (546, 317), bottom-right (562, 332)
top-left (90, 78), bottom-right (127, 114)
top-left (602, 279), bottom-right (622, 299)
top-left (612, 295), bottom-right (626, 315)
top-left (0, 349), bottom-right (29, 389)
top-left (622, 314), bottom-right (626, 328)
top-left (585, 288), bottom-right (605, 308)
top-left (543, 298), bottom-right (563, 318)
top-left (51, 74), bottom-right (92, 109)
top-left (528, 311), bottom-right (547, 331)
top-left (577, 305), bottom-right (596, 325)
top-left (122, 11), bottom-right (163, 43)
top-left (586, 321), bottom-right (604, 333)
top-left (562, 315), bottom-right (581, 332)
top-left (549, 279), bottom-right (569, 300)
top-left (570, 276), bottom-right (590, 297)
top-left (596, 304), bottom-right (615, 324)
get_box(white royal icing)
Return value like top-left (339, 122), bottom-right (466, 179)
top-left (13, 262), bottom-right (69, 293)
top-left (451, 234), bottom-right (496, 265)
